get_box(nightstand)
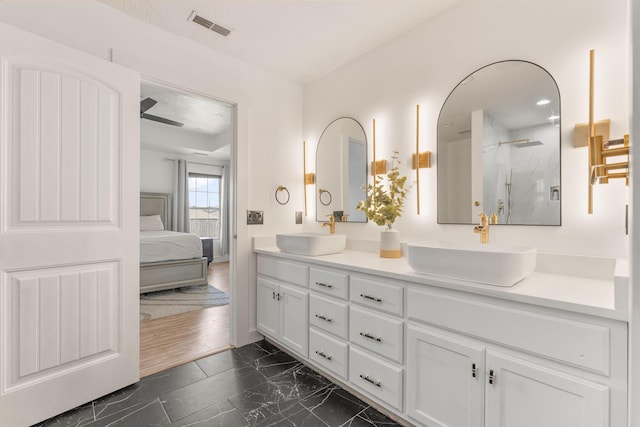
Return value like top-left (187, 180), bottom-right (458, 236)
top-left (200, 237), bottom-right (213, 264)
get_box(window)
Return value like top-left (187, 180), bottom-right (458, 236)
top-left (188, 173), bottom-right (221, 239)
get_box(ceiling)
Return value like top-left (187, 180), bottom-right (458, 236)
top-left (99, 0), bottom-right (462, 85)
top-left (115, 0), bottom-right (463, 159)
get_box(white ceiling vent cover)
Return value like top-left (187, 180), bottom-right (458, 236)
top-left (188, 10), bottom-right (231, 37)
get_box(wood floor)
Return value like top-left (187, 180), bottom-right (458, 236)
top-left (140, 261), bottom-right (232, 377)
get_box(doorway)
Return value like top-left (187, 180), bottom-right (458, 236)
top-left (138, 80), bottom-right (236, 376)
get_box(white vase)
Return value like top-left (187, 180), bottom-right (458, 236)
top-left (379, 228), bottom-right (401, 258)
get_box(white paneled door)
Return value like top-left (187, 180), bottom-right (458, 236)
top-left (0, 23), bottom-right (140, 426)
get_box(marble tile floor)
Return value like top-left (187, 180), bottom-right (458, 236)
top-left (35, 340), bottom-right (403, 426)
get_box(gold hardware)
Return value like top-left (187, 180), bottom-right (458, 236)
top-left (303, 141), bottom-right (315, 216)
top-left (341, 213), bottom-right (349, 222)
top-left (304, 173), bottom-right (315, 185)
top-left (490, 212), bottom-right (499, 225)
top-left (584, 50), bottom-right (630, 213)
top-left (412, 152), bottom-right (432, 169)
top-left (574, 119), bottom-right (610, 148)
top-left (370, 159), bottom-right (387, 176)
top-left (473, 212), bottom-right (491, 244)
top-left (474, 201), bottom-right (481, 207)
top-left (322, 214), bottom-right (336, 234)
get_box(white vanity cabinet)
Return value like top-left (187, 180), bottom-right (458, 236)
top-left (407, 324), bottom-right (610, 427)
top-left (308, 266), bottom-right (350, 380)
top-left (406, 287), bottom-right (626, 427)
top-left (255, 252), bottom-right (627, 427)
top-left (256, 257), bottom-right (309, 357)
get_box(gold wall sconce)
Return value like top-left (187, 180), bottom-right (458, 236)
top-left (371, 160), bottom-right (387, 176)
top-left (371, 118), bottom-right (387, 176)
top-left (303, 141), bottom-right (315, 216)
top-left (412, 105), bottom-right (432, 214)
top-left (582, 49), bottom-right (630, 214)
top-left (412, 152), bottom-right (431, 169)
top-left (574, 119), bottom-right (610, 148)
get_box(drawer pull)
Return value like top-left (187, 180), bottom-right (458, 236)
top-left (359, 374), bottom-right (381, 387)
top-left (315, 314), bottom-right (333, 322)
top-left (316, 282), bottom-right (334, 289)
top-left (315, 350), bottom-right (332, 361)
top-left (359, 332), bottom-right (382, 342)
top-left (489, 369), bottom-right (496, 385)
top-left (360, 293), bottom-right (382, 302)
top-left (471, 363), bottom-right (478, 378)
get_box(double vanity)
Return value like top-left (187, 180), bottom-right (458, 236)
top-left (254, 235), bottom-right (628, 427)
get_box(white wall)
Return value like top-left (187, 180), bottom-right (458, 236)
top-left (304, 0), bottom-right (629, 258)
top-left (0, 0), bottom-right (304, 346)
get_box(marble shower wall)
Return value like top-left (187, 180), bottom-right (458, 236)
top-left (482, 118), bottom-right (560, 225)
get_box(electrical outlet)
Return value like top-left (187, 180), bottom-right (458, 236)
top-left (295, 211), bottom-right (303, 224)
top-left (247, 210), bottom-right (264, 225)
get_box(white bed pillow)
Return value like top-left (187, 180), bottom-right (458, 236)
top-left (140, 215), bottom-right (164, 231)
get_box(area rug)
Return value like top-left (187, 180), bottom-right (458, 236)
top-left (140, 284), bottom-right (229, 321)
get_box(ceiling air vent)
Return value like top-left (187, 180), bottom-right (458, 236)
top-left (189, 10), bottom-right (231, 37)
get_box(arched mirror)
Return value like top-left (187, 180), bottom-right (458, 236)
top-left (316, 117), bottom-right (368, 223)
top-left (437, 60), bottom-right (561, 225)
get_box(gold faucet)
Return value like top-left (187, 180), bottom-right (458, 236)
top-left (473, 212), bottom-right (491, 244)
top-left (322, 214), bottom-right (336, 234)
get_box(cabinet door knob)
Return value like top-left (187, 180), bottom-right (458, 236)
top-left (489, 369), bottom-right (496, 385)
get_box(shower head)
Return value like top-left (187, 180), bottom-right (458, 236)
top-left (498, 138), bottom-right (543, 148)
top-left (514, 140), bottom-right (543, 148)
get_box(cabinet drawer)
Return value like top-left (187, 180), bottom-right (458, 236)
top-left (310, 267), bottom-right (348, 300)
top-left (350, 276), bottom-right (403, 316)
top-left (350, 306), bottom-right (403, 363)
top-left (257, 256), bottom-right (308, 287)
top-left (310, 328), bottom-right (348, 380)
top-left (407, 288), bottom-right (610, 374)
top-left (349, 346), bottom-right (403, 411)
top-left (310, 294), bottom-right (348, 339)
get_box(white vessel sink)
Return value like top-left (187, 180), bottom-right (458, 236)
top-left (276, 232), bottom-right (346, 256)
top-left (407, 240), bottom-right (536, 287)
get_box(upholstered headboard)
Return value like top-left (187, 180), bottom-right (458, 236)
top-left (140, 192), bottom-right (172, 230)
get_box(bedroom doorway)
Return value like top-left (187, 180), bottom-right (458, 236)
top-left (138, 80), bottom-right (236, 376)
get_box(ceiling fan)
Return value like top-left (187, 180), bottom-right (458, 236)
top-left (140, 97), bottom-right (184, 127)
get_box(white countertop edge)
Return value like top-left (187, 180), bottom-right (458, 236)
top-left (254, 245), bottom-right (627, 322)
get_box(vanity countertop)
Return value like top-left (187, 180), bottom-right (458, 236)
top-left (254, 242), bottom-right (628, 322)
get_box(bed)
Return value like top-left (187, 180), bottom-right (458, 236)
top-left (139, 192), bottom-right (208, 294)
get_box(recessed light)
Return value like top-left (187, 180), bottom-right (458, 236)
top-left (537, 99), bottom-right (550, 106)
top-left (548, 115), bottom-right (560, 120)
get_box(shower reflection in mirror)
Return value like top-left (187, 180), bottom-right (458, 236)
top-left (438, 60), bottom-right (561, 226)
